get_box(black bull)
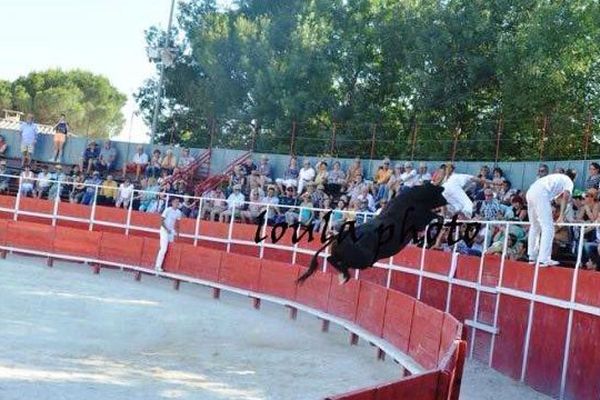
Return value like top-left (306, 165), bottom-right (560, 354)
top-left (297, 184), bottom-right (449, 284)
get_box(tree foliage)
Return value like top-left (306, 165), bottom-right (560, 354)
top-left (4, 70), bottom-right (126, 138)
top-left (137, 0), bottom-right (600, 160)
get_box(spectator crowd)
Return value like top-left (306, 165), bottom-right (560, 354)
top-left (1, 113), bottom-right (600, 271)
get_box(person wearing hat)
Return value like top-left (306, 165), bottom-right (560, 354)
top-left (415, 162), bottom-right (432, 186)
top-left (219, 184), bottom-right (246, 223)
top-left (35, 165), bottom-right (52, 199)
top-left (19, 114), bottom-right (38, 168)
top-left (0, 160), bottom-right (9, 193)
top-left (81, 170), bottom-right (103, 205)
top-left (298, 159), bottom-right (315, 195)
top-left (81, 141), bottom-right (100, 175)
top-left (258, 155), bottom-right (272, 185)
top-left (48, 165), bottom-right (67, 200)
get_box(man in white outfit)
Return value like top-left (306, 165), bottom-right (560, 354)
top-left (155, 197), bottom-right (182, 272)
top-left (526, 169), bottom-right (576, 267)
top-left (442, 164), bottom-right (485, 218)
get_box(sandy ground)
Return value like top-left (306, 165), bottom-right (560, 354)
top-left (0, 254), bottom-right (551, 400)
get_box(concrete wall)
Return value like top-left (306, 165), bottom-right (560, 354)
top-left (0, 128), bottom-right (590, 190)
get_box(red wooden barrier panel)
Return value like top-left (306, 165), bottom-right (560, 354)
top-left (54, 226), bottom-right (101, 258)
top-left (575, 270), bottom-right (600, 308)
top-left (17, 197), bottom-right (53, 224)
top-left (394, 245), bottom-right (422, 269)
top-left (524, 303), bottom-right (568, 398)
top-left (374, 372), bottom-right (440, 400)
top-left (454, 254), bottom-right (480, 282)
top-left (325, 387), bottom-right (376, 400)
top-left (409, 302), bottom-right (444, 370)
top-left (502, 259), bottom-right (534, 292)
top-left (258, 259), bottom-right (299, 301)
top-left (420, 278), bottom-right (448, 311)
top-left (565, 311), bottom-right (600, 400)
top-left (423, 250), bottom-right (452, 275)
top-left (535, 267), bottom-right (574, 301)
top-left (491, 295), bottom-right (529, 380)
top-left (99, 232), bottom-right (143, 265)
top-left (355, 281), bottom-right (388, 337)
top-left (5, 220), bottom-right (54, 252)
top-left (56, 202), bottom-right (90, 229)
top-left (383, 290), bottom-right (416, 353)
top-left (178, 244), bottom-right (222, 280)
top-left (219, 252), bottom-right (262, 292)
top-left (0, 219), bottom-right (8, 245)
top-left (327, 279), bottom-right (360, 321)
top-left (389, 270), bottom-right (419, 298)
top-left (200, 220), bottom-right (229, 240)
top-left (439, 315), bottom-right (461, 364)
top-left (295, 268), bottom-right (332, 310)
top-left (448, 285), bottom-right (476, 324)
top-left (94, 206), bottom-right (127, 233)
top-left (0, 194), bottom-right (15, 219)
top-left (358, 267), bottom-right (388, 287)
top-left (140, 238), bottom-right (160, 270)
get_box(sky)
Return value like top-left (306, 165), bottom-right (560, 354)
top-left (0, 0), bottom-right (230, 143)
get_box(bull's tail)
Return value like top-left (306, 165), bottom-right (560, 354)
top-left (296, 236), bottom-right (337, 285)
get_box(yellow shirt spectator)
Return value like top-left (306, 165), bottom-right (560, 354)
top-left (101, 178), bottom-right (118, 199)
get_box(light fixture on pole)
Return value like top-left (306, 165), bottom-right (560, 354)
top-left (149, 0), bottom-right (177, 145)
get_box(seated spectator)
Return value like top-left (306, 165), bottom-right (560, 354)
top-left (275, 156), bottom-right (299, 193)
top-left (375, 197), bottom-right (388, 215)
top-left (247, 177), bottom-right (265, 200)
top-left (81, 171), bottom-right (103, 205)
top-left (355, 198), bottom-right (372, 225)
top-left (35, 166), bottom-right (52, 199)
top-left (0, 160), bottom-right (9, 193)
top-left (145, 149), bottom-right (162, 178)
top-left (298, 159), bottom-right (315, 195)
top-left (177, 148), bottom-right (194, 169)
top-left (399, 161), bottom-right (418, 189)
top-left (229, 166), bottom-right (247, 195)
top-left (415, 162), bottom-right (432, 185)
top-left (116, 179), bottom-right (135, 208)
top-left (576, 188), bottom-right (600, 223)
top-left (122, 145), bottom-right (149, 180)
top-left (327, 160), bottom-right (346, 195)
top-left (161, 149), bottom-right (177, 175)
top-left (330, 199), bottom-right (348, 232)
top-left (498, 179), bottom-right (518, 204)
top-left (585, 162), bottom-right (600, 189)
top-left (81, 141), bottom-right (100, 174)
top-left (48, 165), bottom-right (67, 200)
top-left (374, 158), bottom-right (392, 186)
top-left (311, 183), bottom-right (329, 209)
top-left (314, 197), bottom-right (333, 233)
top-left (296, 193), bottom-right (314, 226)
top-left (96, 141), bottom-right (117, 176)
top-left (511, 196), bottom-right (528, 221)
top-left (204, 186), bottom-right (227, 221)
top-left (466, 165), bottom-right (492, 198)
top-left (69, 175), bottom-right (86, 203)
top-left (0, 135), bottom-right (7, 158)
top-left (135, 178), bottom-right (152, 211)
top-left (258, 155), bottom-right (273, 184)
top-left (475, 189), bottom-right (502, 221)
top-left (98, 175), bottom-right (118, 205)
top-left (260, 185), bottom-right (280, 224)
top-left (173, 179), bottom-right (187, 196)
top-left (279, 186), bottom-right (300, 224)
top-left (315, 161), bottom-right (329, 186)
top-left (241, 157), bottom-right (257, 176)
top-left (347, 172), bottom-right (368, 202)
top-left (487, 233), bottom-right (519, 257)
top-left (240, 189), bottom-right (262, 223)
top-left (180, 194), bottom-right (198, 218)
top-left (346, 157), bottom-right (363, 186)
top-left (552, 203), bottom-right (575, 265)
top-left (383, 163), bottom-right (404, 200)
top-left (220, 184), bottom-right (245, 223)
top-left (20, 165), bottom-right (35, 197)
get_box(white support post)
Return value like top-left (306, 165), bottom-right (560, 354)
top-left (125, 189), bottom-right (134, 235)
top-left (51, 182), bottom-right (61, 227)
top-left (416, 224), bottom-right (429, 300)
top-left (386, 256), bottom-right (394, 289)
top-left (469, 223), bottom-right (490, 358)
top-left (88, 185), bottom-right (99, 231)
top-left (259, 205), bottom-right (269, 259)
top-left (489, 222), bottom-right (511, 368)
top-left (226, 204), bottom-right (235, 253)
top-left (559, 225), bottom-right (585, 400)
top-left (13, 176), bottom-right (22, 221)
top-left (445, 223), bottom-right (461, 313)
top-left (193, 198), bottom-right (203, 246)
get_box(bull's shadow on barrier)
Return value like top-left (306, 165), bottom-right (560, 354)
top-left (253, 184), bottom-right (483, 284)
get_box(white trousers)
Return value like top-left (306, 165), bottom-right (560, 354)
top-left (442, 187), bottom-right (473, 218)
top-left (526, 191), bottom-right (554, 263)
top-left (155, 227), bottom-right (174, 270)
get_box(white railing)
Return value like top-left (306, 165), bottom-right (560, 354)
top-left (0, 171), bottom-right (599, 399)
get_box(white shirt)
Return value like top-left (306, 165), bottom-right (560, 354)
top-left (299, 167), bottom-right (315, 182)
top-left (132, 152), bottom-right (149, 165)
top-left (529, 173), bottom-right (573, 199)
top-left (162, 206), bottom-right (182, 231)
top-left (118, 183), bottom-right (134, 200)
top-left (20, 122), bottom-right (38, 145)
top-left (400, 169), bottom-right (418, 187)
top-left (416, 172), bottom-right (432, 185)
top-left (443, 173), bottom-right (473, 190)
top-left (37, 172), bottom-right (51, 188)
top-left (226, 192), bottom-right (246, 210)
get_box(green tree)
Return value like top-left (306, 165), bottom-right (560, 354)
top-left (7, 69), bottom-right (126, 138)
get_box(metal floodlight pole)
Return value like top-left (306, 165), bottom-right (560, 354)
top-left (150, 0), bottom-right (177, 145)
